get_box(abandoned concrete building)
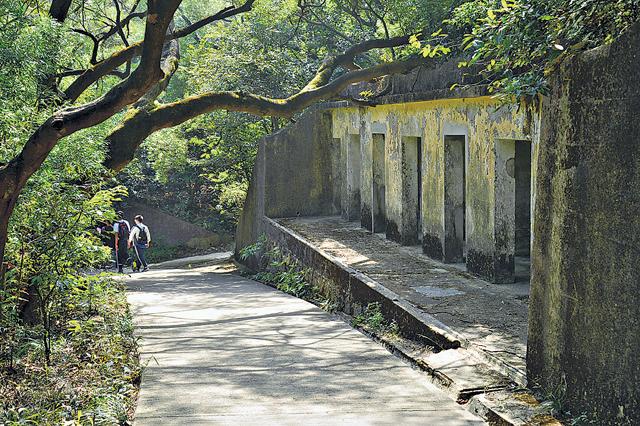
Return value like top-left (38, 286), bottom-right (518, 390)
top-left (237, 22), bottom-right (640, 424)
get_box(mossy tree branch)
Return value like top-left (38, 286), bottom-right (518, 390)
top-left (63, 0), bottom-right (257, 103)
top-left (0, 0), bottom-right (183, 264)
top-left (105, 35), bottom-right (427, 171)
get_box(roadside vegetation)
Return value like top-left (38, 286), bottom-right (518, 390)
top-left (240, 236), bottom-right (326, 305)
top-left (351, 302), bottom-right (400, 338)
top-left (1, 275), bottom-right (141, 424)
top-left (239, 237), bottom-right (400, 338)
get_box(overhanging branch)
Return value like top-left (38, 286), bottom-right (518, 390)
top-left (63, 0), bottom-right (257, 103)
top-left (105, 52), bottom-right (427, 171)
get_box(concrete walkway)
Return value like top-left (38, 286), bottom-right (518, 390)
top-left (126, 262), bottom-right (484, 425)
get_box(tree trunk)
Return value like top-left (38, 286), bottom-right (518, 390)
top-left (0, 183), bottom-right (17, 268)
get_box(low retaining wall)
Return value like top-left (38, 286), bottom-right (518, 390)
top-left (261, 217), bottom-right (462, 351)
top-left (122, 200), bottom-right (218, 248)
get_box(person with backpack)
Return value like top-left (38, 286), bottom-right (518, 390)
top-left (113, 211), bottom-right (130, 273)
top-left (129, 215), bottom-right (151, 272)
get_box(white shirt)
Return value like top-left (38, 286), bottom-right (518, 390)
top-left (129, 223), bottom-right (151, 245)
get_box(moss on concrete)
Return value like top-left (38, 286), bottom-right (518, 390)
top-left (527, 21), bottom-right (640, 424)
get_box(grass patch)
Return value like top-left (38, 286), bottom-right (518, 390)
top-left (1, 276), bottom-right (141, 425)
top-left (240, 236), bottom-right (337, 310)
top-left (352, 302), bottom-right (400, 337)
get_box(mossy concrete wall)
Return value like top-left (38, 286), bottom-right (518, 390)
top-left (332, 98), bottom-right (538, 282)
top-left (235, 109), bottom-right (336, 254)
top-left (122, 200), bottom-right (217, 247)
top-left (527, 22), bottom-right (640, 424)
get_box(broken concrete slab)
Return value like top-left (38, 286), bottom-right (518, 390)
top-left (419, 349), bottom-right (512, 400)
top-left (467, 391), bottom-right (560, 426)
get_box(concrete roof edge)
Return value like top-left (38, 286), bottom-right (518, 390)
top-left (318, 85), bottom-right (490, 110)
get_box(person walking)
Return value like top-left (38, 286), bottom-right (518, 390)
top-left (129, 215), bottom-right (151, 272)
top-left (113, 211), bottom-right (130, 273)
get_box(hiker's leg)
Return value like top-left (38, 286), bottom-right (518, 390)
top-left (132, 244), bottom-right (142, 271)
top-left (137, 245), bottom-right (148, 269)
top-left (118, 243), bottom-right (128, 272)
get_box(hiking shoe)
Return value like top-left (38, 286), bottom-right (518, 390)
top-left (142, 267), bottom-right (149, 272)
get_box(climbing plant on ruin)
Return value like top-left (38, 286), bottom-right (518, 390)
top-left (445, 0), bottom-right (640, 98)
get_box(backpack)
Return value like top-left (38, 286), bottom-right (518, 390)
top-left (134, 224), bottom-right (148, 245)
top-left (117, 220), bottom-right (130, 242)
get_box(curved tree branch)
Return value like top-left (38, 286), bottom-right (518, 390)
top-left (0, 0), bottom-right (183, 263)
top-left (73, 28), bottom-right (101, 64)
top-left (104, 34), bottom-right (426, 171)
top-left (63, 0), bottom-right (257, 104)
top-left (134, 22), bottom-right (180, 109)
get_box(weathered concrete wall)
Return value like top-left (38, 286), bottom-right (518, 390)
top-left (332, 98), bottom-right (538, 282)
top-left (528, 22), bottom-right (640, 424)
top-left (264, 111), bottom-right (335, 218)
top-left (237, 61), bottom-right (540, 284)
top-left (122, 200), bottom-right (216, 247)
top-left (236, 109), bottom-right (336, 253)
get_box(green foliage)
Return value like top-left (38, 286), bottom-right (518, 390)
top-left (119, 111), bottom-right (260, 233)
top-left (446, 0), bottom-right (640, 98)
top-left (254, 245), bottom-right (318, 300)
top-left (352, 302), bottom-right (400, 336)
top-left (239, 234), bottom-right (269, 261)
top-left (242, 236), bottom-right (321, 301)
top-left (0, 2), bottom-right (60, 157)
top-left (1, 276), bottom-right (141, 424)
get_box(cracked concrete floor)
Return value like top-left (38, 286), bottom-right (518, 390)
top-left (126, 262), bottom-right (484, 425)
top-left (278, 216), bottom-right (529, 375)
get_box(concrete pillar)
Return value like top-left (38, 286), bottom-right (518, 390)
top-left (493, 139), bottom-right (516, 283)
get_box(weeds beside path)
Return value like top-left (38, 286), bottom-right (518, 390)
top-left (1, 277), bottom-right (141, 425)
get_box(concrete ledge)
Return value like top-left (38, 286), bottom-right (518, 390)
top-left (264, 217), bottom-right (462, 350)
top-left (260, 217), bottom-right (529, 387)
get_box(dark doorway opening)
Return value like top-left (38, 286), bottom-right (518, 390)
top-left (444, 135), bottom-right (466, 263)
top-left (514, 140), bottom-right (532, 282)
top-left (346, 134), bottom-right (361, 221)
top-left (417, 137), bottom-right (423, 242)
top-left (372, 134), bottom-right (386, 233)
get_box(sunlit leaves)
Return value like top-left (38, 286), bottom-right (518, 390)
top-left (448, 0), bottom-right (640, 98)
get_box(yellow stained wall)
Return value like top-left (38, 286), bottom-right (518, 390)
top-left (332, 97), bottom-right (539, 281)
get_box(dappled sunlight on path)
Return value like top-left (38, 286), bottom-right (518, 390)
top-left (126, 262), bottom-right (484, 425)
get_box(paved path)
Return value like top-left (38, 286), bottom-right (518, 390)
top-left (126, 262), bottom-right (484, 425)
